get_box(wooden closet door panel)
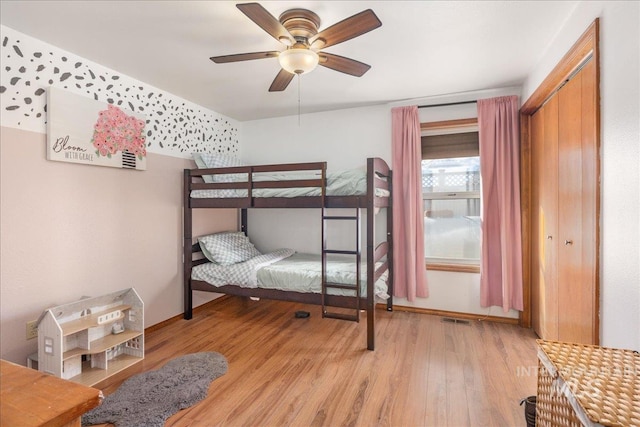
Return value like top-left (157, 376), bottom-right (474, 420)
top-left (531, 99), bottom-right (560, 341)
top-left (531, 109), bottom-right (544, 337)
top-left (580, 59), bottom-right (598, 343)
top-left (557, 70), bottom-right (594, 344)
top-left (542, 95), bottom-right (559, 340)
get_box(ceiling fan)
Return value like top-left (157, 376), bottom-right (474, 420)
top-left (211, 3), bottom-right (382, 92)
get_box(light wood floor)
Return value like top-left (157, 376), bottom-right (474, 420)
top-left (94, 296), bottom-right (539, 426)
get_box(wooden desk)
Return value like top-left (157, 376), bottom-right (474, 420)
top-left (1, 359), bottom-right (101, 427)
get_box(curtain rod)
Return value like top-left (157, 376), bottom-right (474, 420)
top-left (418, 100), bottom-right (477, 109)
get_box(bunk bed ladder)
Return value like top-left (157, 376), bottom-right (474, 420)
top-left (321, 207), bottom-right (361, 322)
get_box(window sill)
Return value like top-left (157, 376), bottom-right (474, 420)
top-left (425, 263), bottom-right (480, 274)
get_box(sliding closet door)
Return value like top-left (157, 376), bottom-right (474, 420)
top-left (557, 59), bottom-right (597, 344)
top-left (530, 59), bottom-right (597, 345)
top-left (542, 95), bottom-right (559, 340)
top-left (522, 19), bottom-right (599, 344)
top-left (531, 107), bottom-right (544, 337)
top-left (531, 96), bottom-right (559, 341)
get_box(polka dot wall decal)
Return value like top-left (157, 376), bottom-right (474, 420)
top-left (1, 26), bottom-right (238, 158)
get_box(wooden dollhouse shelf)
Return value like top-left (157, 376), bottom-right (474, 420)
top-left (62, 330), bottom-right (141, 361)
top-left (69, 354), bottom-right (142, 387)
top-left (37, 288), bottom-right (144, 387)
top-left (61, 304), bottom-right (131, 336)
top-left (88, 330), bottom-right (141, 353)
top-left (62, 347), bottom-right (86, 361)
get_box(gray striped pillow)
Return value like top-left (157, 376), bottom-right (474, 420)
top-left (198, 232), bottom-right (261, 265)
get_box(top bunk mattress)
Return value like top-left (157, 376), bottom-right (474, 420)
top-left (191, 168), bottom-right (390, 199)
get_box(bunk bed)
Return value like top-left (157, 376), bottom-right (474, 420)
top-left (183, 157), bottom-right (393, 350)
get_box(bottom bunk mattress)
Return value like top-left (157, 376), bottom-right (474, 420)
top-left (191, 251), bottom-right (389, 300)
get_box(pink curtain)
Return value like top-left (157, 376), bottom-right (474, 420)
top-left (391, 106), bottom-right (428, 301)
top-left (477, 96), bottom-right (523, 312)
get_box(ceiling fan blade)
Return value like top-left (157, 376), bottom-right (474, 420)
top-left (269, 69), bottom-right (295, 92)
top-left (310, 9), bottom-right (381, 49)
top-left (211, 51), bottom-right (279, 63)
top-left (318, 53), bottom-right (371, 77)
top-left (237, 3), bottom-right (294, 45)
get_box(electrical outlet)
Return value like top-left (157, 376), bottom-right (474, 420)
top-left (26, 320), bottom-right (38, 340)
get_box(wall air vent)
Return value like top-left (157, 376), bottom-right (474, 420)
top-left (122, 151), bottom-right (136, 169)
top-left (441, 317), bottom-right (471, 325)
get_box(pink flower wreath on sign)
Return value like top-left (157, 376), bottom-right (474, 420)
top-left (91, 104), bottom-right (147, 160)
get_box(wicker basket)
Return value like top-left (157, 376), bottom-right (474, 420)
top-left (520, 395), bottom-right (537, 427)
top-left (536, 339), bottom-right (640, 427)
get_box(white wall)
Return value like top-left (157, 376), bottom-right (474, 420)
top-left (241, 104), bottom-right (392, 169)
top-left (522, 1), bottom-right (640, 351)
top-left (241, 104), bottom-right (391, 255)
top-left (242, 93), bottom-right (521, 319)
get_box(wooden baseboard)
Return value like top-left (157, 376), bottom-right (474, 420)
top-left (147, 296), bottom-right (519, 335)
top-left (378, 303), bottom-right (520, 325)
top-left (144, 295), bottom-right (232, 334)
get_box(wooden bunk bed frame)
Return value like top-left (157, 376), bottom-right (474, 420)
top-left (183, 157), bottom-right (393, 350)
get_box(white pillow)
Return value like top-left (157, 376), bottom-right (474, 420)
top-left (192, 153), bottom-right (247, 196)
top-left (192, 153), bottom-right (213, 183)
top-left (198, 153), bottom-right (244, 169)
top-left (198, 231), bottom-right (261, 265)
top-left (192, 152), bottom-right (207, 169)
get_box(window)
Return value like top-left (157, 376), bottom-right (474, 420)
top-left (421, 127), bottom-right (480, 270)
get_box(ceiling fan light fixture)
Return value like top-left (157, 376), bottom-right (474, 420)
top-left (278, 48), bottom-right (319, 74)
top-left (212, 4), bottom-right (382, 91)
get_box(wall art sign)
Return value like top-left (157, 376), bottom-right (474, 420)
top-left (47, 86), bottom-right (147, 170)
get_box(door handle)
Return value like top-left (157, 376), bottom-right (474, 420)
top-left (565, 239), bottom-right (573, 245)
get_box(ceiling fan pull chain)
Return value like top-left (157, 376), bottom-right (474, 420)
top-left (298, 73), bottom-right (301, 126)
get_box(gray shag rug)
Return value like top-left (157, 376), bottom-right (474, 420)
top-left (82, 352), bottom-right (228, 427)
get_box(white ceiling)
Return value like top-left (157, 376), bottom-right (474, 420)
top-left (0, 1), bottom-right (578, 122)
